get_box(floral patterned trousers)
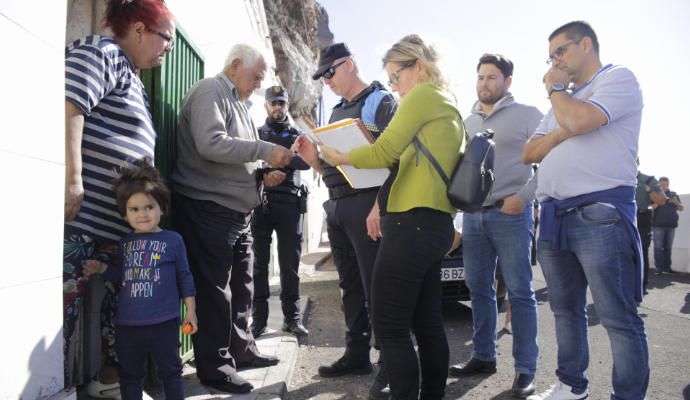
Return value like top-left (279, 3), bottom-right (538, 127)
top-left (63, 227), bottom-right (119, 386)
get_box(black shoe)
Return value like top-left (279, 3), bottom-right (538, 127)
top-left (449, 357), bottom-right (497, 376)
top-left (318, 356), bottom-right (373, 378)
top-left (368, 362), bottom-right (390, 400)
top-left (251, 323), bottom-right (267, 338)
top-left (236, 353), bottom-right (280, 369)
top-left (201, 373), bottom-right (253, 394)
top-left (511, 373), bottom-right (535, 398)
top-left (282, 320), bottom-right (309, 336)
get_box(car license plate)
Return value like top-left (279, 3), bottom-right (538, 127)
top-left (441, 267), bottom-right (464, 281)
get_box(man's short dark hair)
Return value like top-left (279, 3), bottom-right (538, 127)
top-left (659, 176), bottom-right (670, 183)
top-left (477, 53), bottom-right (513, 78)
top-left (549, 20), bottom-right (599, 55)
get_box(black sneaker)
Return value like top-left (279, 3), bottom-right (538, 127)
top-left (201, 372), bottom-right (253, 394)
top-left (318, 356), bottom-right (373, 378)
top-left (368, 362), bottom-right (390, 399)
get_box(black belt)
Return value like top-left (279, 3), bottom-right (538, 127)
top-left (481, 199), bottom-right (504, 211)
top-left (637, 209), bottom-right (652, 215)
top-left (327, 185), bottom-right (378, 200)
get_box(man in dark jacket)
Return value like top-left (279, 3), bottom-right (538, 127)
top-left (251, 86), bottom-right (310, 338)
top-left (652, 177), bottom-right (684, 274)
top-left (299, 42), bottom-right (397, 400)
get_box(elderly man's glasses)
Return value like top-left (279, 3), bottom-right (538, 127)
top-left (147, 27), bottom-right (175, 50)
top-left (323, 60), bottom-right (347, 79)
top-left (546, 39), bottom-right (582, 64)
top-left (387, 60), bottom-right (417, 86)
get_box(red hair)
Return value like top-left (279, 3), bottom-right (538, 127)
top-left (104, 0), bottom-right (173, 38)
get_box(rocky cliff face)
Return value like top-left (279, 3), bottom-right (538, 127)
top-left (263, 0), bottom-right (333, 120)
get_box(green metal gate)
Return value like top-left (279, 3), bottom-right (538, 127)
top-left (141, 25), bottom-right (204, 362)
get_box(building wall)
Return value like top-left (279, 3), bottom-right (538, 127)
top-left (0, 1), bottom-right (67, 399)
top-left (668, 193), bottom-right (690, 273)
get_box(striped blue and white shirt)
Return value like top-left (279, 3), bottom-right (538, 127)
top-left (65, 35), bottom-right (157, 242)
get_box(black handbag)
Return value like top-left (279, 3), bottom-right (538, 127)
top-left (413, 129), bottom-right (495, 212)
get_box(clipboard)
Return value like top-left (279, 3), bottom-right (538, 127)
top-left (310, 118), bottom-right (390, 189)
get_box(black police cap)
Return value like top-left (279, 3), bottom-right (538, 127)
top-left (312, 42), bottom-right (352, 80)
top-left (265, 85), bottom-right (288, 102)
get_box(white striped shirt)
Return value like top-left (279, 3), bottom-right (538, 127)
top-left (65, 35), bottom-right (157, 241)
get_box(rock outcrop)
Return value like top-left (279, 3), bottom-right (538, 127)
top-left (263, 0), bottom-right (333, 120)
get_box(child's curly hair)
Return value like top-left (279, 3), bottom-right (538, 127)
top-left (113, 157), bottom-right (170, 217)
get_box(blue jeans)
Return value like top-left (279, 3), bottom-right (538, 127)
top-left (652, 227), bottom-right (675, 272)
top-left (462, 206), bottom-right (538, 374)
top-left (538, 203), bottom-right (649, 400)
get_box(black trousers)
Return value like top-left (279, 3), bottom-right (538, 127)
top-left (324, 190), bottom-right (379, 363)
top-left (172, 193), bottom-right (259, 381)
top-left (252, 197), bottom-right (303, 323)
top-left (115, 319), bottom-right (183, 400)
top-left (637, 211), bottom-right (653, 290)
top-left (372, 209), bottom-right (454, 400)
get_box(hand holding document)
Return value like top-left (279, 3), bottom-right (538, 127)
top-left (302, 118), bottom-right (390, 189)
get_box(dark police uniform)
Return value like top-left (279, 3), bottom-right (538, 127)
top-left (251, 87), bottom-right (310, 331)
top-left (322, 81), bottom-right (397, 366)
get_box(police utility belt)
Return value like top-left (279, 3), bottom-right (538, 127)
top-left (264, 191), bottom-right (299, 203)
top-left (328, 185), bottom-right (378, 200)
top-left (263, 186), bottom-right (309, 214)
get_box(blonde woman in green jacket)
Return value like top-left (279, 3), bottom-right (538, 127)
top-left (318, 34), bottom-right (465, 400)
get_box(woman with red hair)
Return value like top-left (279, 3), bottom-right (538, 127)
top-left (64, 0), bottom-right (175, 398)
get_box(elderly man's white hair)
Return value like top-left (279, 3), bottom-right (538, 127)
top-left (224, 43), bottom-right (267, 68)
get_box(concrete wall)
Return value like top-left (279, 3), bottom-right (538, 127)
top-left (668, 193), bottom-right (690, 273)
top-left (0, 1), bottom-right (67, 399)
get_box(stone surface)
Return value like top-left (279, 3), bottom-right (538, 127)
top-left (262, 0), bottom-right (333, 120)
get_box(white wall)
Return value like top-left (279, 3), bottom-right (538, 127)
top-left (0, 1), bottom-right (67, 399)
top-left (669, 193), bottom-right (690, 273)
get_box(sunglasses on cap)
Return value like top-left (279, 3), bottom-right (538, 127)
top-left (323, 59), bottom-right (347, 79)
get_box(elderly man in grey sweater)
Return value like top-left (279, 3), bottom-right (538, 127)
top-left (449, 53), bottom-right (543, 399)
top-left (171, 43), bottom-right (292, 394)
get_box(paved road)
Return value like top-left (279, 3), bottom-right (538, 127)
top-left (289, 258), bottom-right (690, 399)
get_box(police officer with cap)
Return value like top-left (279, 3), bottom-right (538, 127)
top-left (296, 42), bottom-right (397, 400)
top-left (251, 85), bottom-right (310, 338)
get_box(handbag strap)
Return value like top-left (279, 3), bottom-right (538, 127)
top-left (412, 137), bottom-right (450, 186)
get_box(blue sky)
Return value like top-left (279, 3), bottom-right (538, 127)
top-left (319, 0), bottom-right (690, 193)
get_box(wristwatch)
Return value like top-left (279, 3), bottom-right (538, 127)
top-left (548, 82), bottom-right (566, 97)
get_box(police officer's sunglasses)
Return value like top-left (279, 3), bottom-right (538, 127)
top-left (323, 59), bottom-right (348, 79)
top-left (270, 100), bottom-right (286, 106)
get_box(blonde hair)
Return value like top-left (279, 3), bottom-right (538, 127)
top-left (382, 34), bottom-right (446, 87)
